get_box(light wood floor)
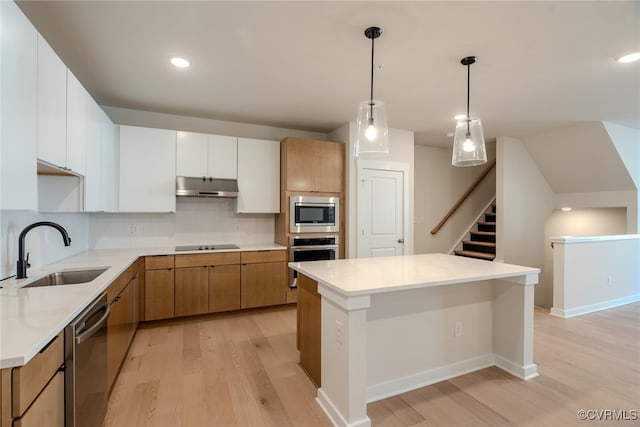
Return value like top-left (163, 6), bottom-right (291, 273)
top-left (106, 303), bottom-right (640, 427)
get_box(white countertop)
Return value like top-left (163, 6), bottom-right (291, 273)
top-left (289, 253), bottom-right (540, 297)
top-left (549, 234), bottom-right (640, 244)
top-left (0, 243), bottom-right (285, 369)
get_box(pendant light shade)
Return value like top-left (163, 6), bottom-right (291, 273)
top-left (355, 100), bottom-right (389, 156)
top-left (452, 56), bottom-right (487, 167)
top-left (354, 26), bottom-right (389, 157)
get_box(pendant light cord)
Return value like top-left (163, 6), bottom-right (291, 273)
top-left (466, 61), bottom-right (471, 135)
top-left (369, 34), bottom-right (375, 116)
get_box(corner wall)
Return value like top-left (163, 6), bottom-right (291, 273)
top-left (496, 136), bottom-right (554, 306)
top-left (413, 143), bottom-right (496, 255)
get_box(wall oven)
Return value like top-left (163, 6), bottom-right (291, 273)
top-left (290, 196), bottom-right (339, 233)
top-left (289, 235), bottom-right (338, 288)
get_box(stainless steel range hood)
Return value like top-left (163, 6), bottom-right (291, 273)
top-left (176, 176), bottom-right (239, 198)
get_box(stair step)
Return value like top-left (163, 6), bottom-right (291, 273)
top-left (462, 240), bottom-right (496, 247)
top-left (454, 250), bottom-right (496, 261)
top-left (477, 221), bottom-right (496, 232)
top-left (470, 231), bottom-right (496, 243)
top-left (463, 240), bottom-right (496, 254)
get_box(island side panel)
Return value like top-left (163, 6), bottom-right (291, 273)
top-left (492, 280), bottom-right (538, 379)
top-left (366, 281), bottom-right (494, 402)
top-left (318, 296), bottom-right (371, 427)
top-left (297, 273), bottom-right (321, 387)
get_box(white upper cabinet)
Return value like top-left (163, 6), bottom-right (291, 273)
top-left (209, 134), bottom-right (237, 179)
top-left (176, 131), bottom-right (208, 177)
top-left (85, 96), bottom-right (104, 211)
top-left (119, 125), bottom-right (176, 212)
top-left (236, 138), bottom-right (280, 213)
top-left (100, 109), bottom-right (117, 211)
top-left (176, 131), bottom-right (237, 179)
top-left (86, 99), bottom-right (117, 212)
top-left (66, 70), bottom-right (87, 175)
top-left (1, 1), bottom-right (38, 210)
top-left (36, 34), bottom-right (67, 168)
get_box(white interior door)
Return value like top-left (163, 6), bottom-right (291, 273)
top-left (357, 167), bottom-right (405, 258)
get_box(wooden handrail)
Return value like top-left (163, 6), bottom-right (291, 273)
top-left (430, 159), bottom-right (496, 235)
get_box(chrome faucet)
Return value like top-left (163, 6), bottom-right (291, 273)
top-left (17, 222), bottom-right (72, 279)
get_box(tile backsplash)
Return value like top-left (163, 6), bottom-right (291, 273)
top-left (89, 198), bottom-right (275, 249)
top-left (1, 198), bottom-right (275, 279)
top-left (0, 211), bottom-right (89, 279)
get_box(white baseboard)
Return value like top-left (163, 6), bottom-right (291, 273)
top-left (493, 354), bottom-right (538, 380)
top-left (317, 388), bottom-right (371, 427)
top-left (366, 354), bottom-right (495, 403)
top-left (550, 294), bottom-right (640, 318)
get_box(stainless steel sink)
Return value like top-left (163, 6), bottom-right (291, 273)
top-left (24, 268), bottom-right (109, 288)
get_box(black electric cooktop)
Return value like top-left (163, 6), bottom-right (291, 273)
top-left (175, 244), bottom-right (240, 252)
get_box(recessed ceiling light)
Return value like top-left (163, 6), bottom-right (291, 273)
top-left (561, 207), bottom-right (572, 212)
top-left (617, 52), bottom-right (640, 63)
top-left (454, 114), bottom-right (467, 120)
top-left (170, 57), bottom-right (190, 68)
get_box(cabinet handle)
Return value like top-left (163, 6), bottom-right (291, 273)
top-left (39, 335), bottom-right (58, 354)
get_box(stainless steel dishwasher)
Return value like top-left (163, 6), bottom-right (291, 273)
top-left (65, 292), bottom-right (110, 427)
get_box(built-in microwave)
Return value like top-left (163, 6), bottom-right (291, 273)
top-left (290, 196), bottom-right (339, 233)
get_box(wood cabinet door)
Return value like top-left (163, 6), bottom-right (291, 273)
top-left (107, 289), bottom-right (126, 390)
top-left (13, 371), bottom-right (64, 427)
top-left (284, 138), bottom-right (315, 192)
top-left (175, 267), bottom-right (209, 317)
top-left (209, 264), bottom-right (240, 313)
top-left (297, 274), bottom-right (321, 387)
top-left (314, 140), bottom-right (345, 193)
top-left (144, 269), bottom-right (174, 320)
top-left (240, 262), bottom-right (286, 309)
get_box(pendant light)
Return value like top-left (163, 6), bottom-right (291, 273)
top-left (354, 26), bottom-right (389, 157)
top-left (452, 56), bottom-right (487, 167)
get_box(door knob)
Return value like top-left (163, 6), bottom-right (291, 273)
top-left (397, 239), bottom-right (405, 243)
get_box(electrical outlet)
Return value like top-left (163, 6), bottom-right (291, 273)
top-left (454, 321), bottom-right (462, 337)
top-left (335, 320), bottom-right (343, 345)
top-left (129, 224), bottom-right (139, 235)
top-left (607, 275), bottom-right (612, 287)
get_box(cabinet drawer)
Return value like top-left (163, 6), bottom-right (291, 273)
top-left (12, 331), bottom-right (63, 417)
top-left (13, 371), bottom-right (64, 427)
top-left (145, 255), bottom-right (174, 270)
top-left (175, 252), bottom-right (240, 268)
top-left (241, 250), bottom-right (286, 264)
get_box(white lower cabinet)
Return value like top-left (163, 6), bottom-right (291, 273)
top-left (118, 125), bottom-right (176, 212)
top-left (237, 138), bottom-right (280, 213)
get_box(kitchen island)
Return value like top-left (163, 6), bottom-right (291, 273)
top-left (289, 253), bottom-right (540, 427)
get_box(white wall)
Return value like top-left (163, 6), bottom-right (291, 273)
top-left (551, 235), bottom-right (640, 318)
top-left (103, 106), bottom-right (327, 142)
top-left (554, 190), bottom-right (637, 234)
top-left (543, 207), bottom-right (628, 308)
top-left (329, 122), bottom-right (414, 258)
top-left (605, 122), bottom-right (640, 233)
top-left (0, 211), bottom-right (89, 279)
top-left (89, 197), bottom-right (274, 249)
top-left (413, 142), bottom-right (496, 255)
top-left (496, 136), bottom-right (554, 306)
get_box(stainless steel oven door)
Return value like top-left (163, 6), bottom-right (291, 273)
top-left (289, 245), bottom-right (337, 288)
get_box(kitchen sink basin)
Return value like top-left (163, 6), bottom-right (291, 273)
top-left (24, 268), bottom-right (109, 288)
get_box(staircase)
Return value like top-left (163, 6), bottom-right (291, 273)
top-left (453, 202), bottom-right (496, 261)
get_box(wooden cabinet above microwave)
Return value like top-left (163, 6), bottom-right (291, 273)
top-left (281, 137), bottom-right (345, 193)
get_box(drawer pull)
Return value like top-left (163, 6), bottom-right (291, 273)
top-left (39, 335), bottom-right (58, 354)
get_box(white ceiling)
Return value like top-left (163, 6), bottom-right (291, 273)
top-left (17, 1), bottom-right (640, 147)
